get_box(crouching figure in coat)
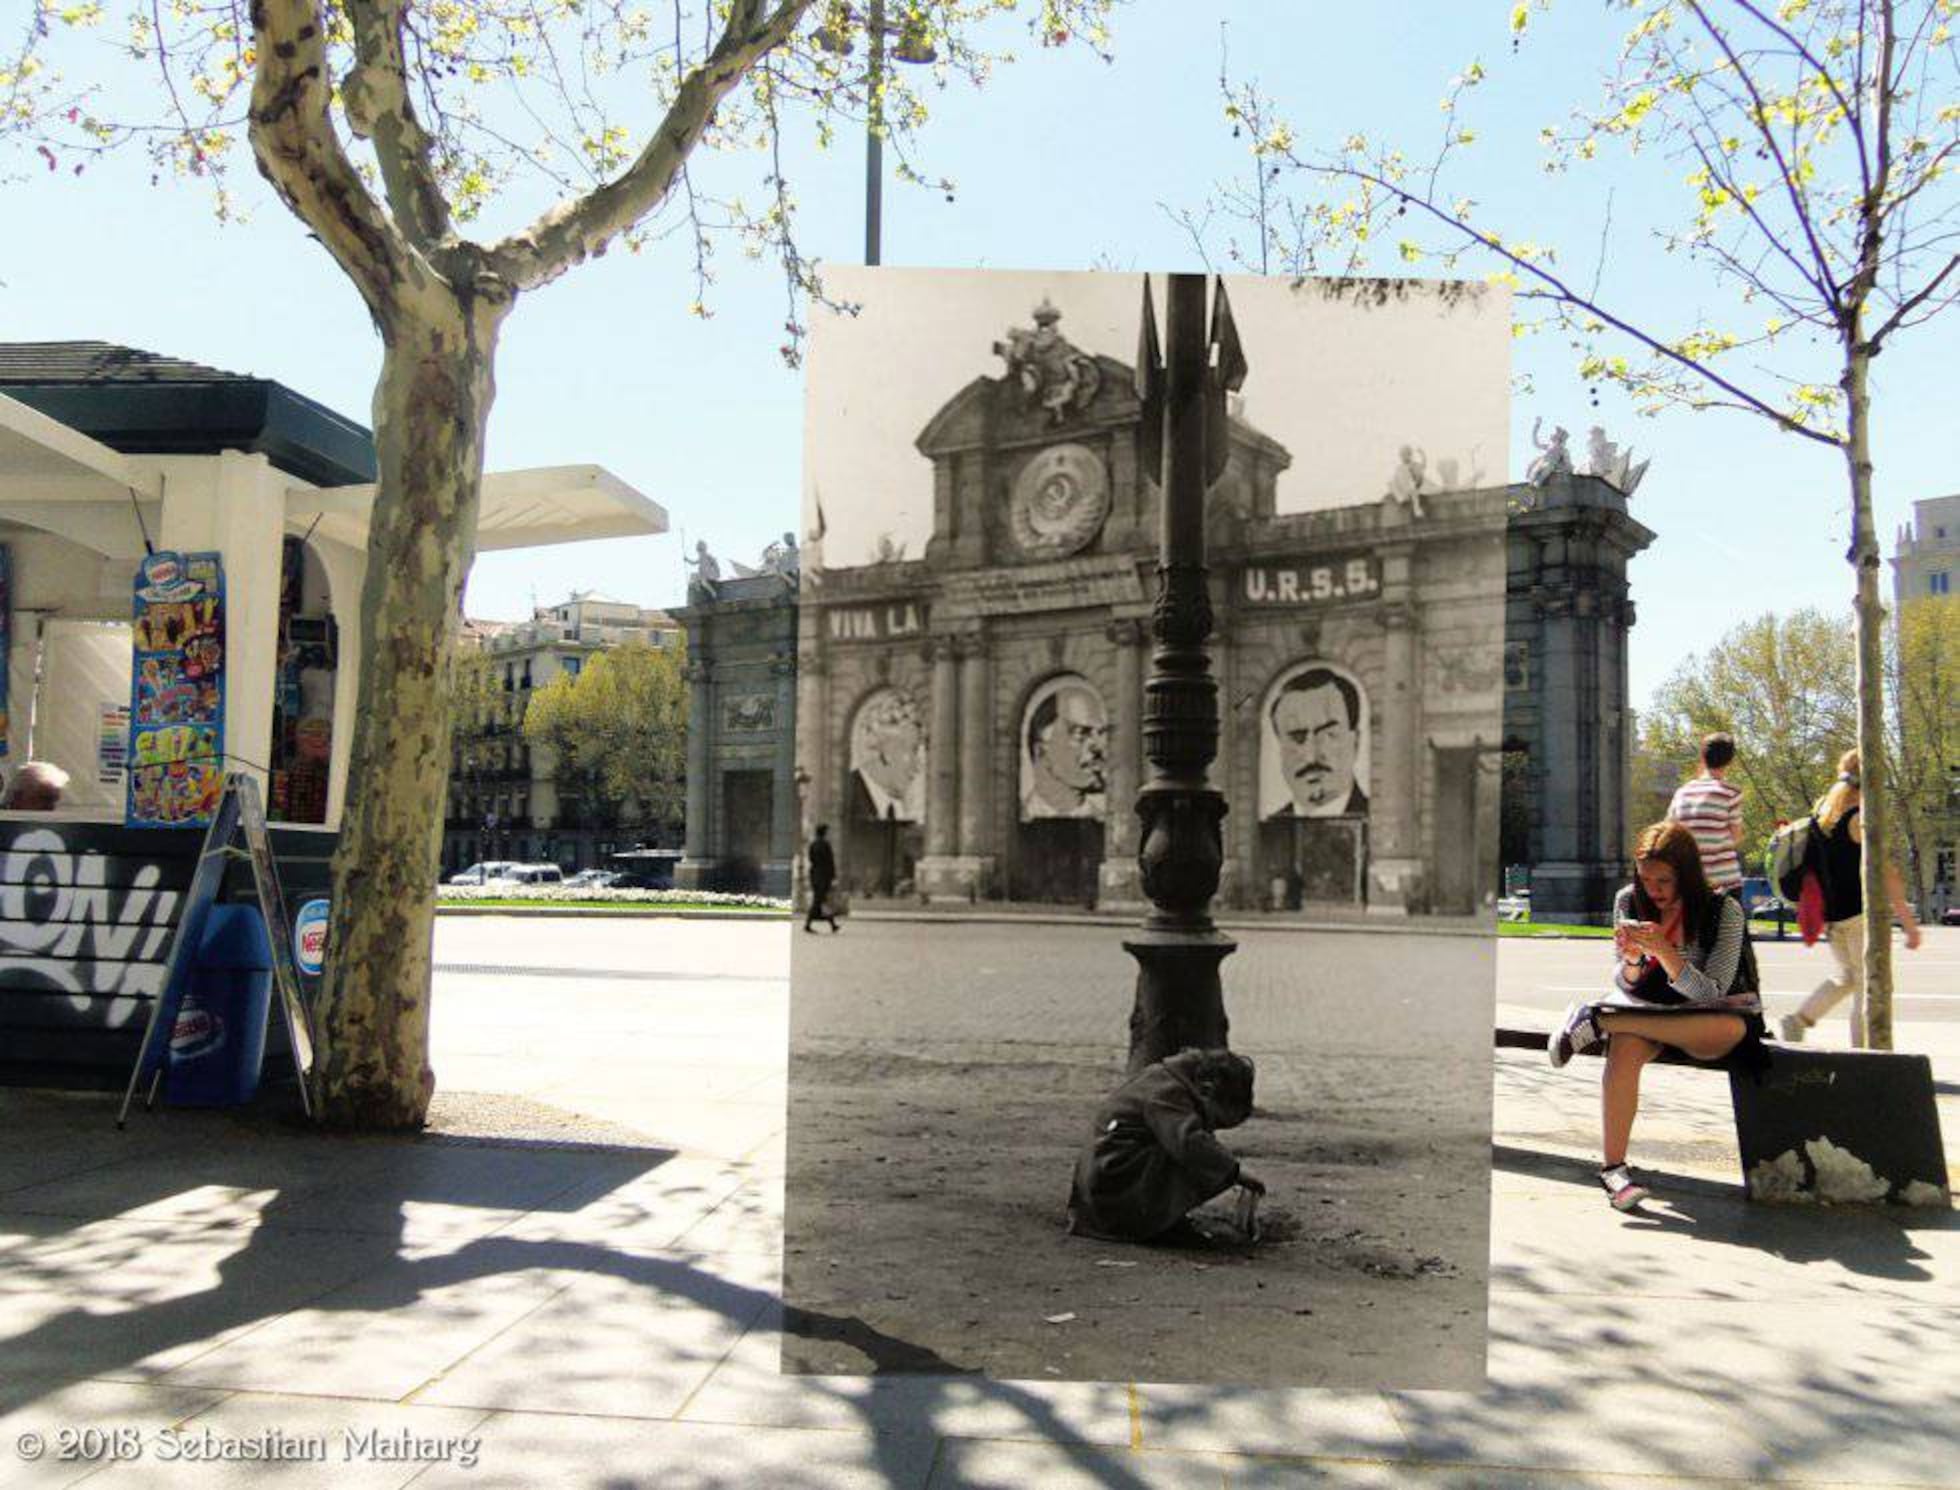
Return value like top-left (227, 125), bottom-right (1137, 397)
top-left (1066, 1048), bottom-right (1264, 1243)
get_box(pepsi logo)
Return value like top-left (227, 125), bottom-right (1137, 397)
top-left (170, 1007), bottom-right (226, 1061)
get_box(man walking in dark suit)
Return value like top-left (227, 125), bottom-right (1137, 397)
top-left (805, 824), bottom-right (841, 934)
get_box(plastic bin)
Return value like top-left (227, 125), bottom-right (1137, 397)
top-left (163, 903), bottom-right (273, 1107)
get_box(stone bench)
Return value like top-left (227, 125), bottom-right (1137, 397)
top-left (1495, 1027), bottom-right (1951, 1207)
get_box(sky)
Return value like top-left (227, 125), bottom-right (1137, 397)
top-left (5, 2), bottom-right (1953, 712)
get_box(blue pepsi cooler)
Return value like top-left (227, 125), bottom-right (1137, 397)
top-left (164, 904), bottom-right (273, 1106)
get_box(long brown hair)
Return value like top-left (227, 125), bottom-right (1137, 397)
top-left (1814, 747), bottom-right (1860, 832)
top-left (1630, 820), bottom-right (1716, 931)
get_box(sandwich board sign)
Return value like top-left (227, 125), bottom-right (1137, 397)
top-left (119, 772), bottom-right (316, 1125)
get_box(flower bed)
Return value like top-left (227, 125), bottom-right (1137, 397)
top-left (438, 885), bottom-right (789, 911)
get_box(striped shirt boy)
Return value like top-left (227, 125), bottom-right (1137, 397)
top-left (1668, 775), bottom-right (1744, 890)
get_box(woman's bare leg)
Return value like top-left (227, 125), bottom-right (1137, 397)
top-left (1602, 1034), bottom-right (1658, 1168)
top-left (1597, 1010), bottom-right (1747, 1062)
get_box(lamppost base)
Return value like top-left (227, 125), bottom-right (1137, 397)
top-left (1121, 930), bottom-right (1238, 1074)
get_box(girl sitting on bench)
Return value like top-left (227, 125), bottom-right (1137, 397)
top-left (1547, 821), bottom-right (1766, 1211)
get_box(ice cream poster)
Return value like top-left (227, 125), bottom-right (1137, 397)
top-left (127, 550), bottom-right (226, 827)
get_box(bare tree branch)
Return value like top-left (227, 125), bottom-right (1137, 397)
top-left (1870, 249), bottom-right (1960, 346)
top-left (1727, 0), bottom-right (1868, 191)
top-left (1313, 155), bottom-right (1843, 447)
top-left (1683, 0), bottom-right (1847, 318)
top-left (1687, 131), bottom-right (1837, 308)
top-left (488, 0), bottom-right (811, 290)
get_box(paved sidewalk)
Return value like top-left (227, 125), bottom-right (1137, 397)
top-left (1, 921), bottom-right (1954, 1488)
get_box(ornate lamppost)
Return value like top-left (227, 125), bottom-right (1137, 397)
top-left (1123, 273), bottom-right (1247, 1073)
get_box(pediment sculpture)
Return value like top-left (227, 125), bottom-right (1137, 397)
top-left (1583, 424), bottom-right (1650, 496)
top-left (994, 298), bottom-right (1103, 426)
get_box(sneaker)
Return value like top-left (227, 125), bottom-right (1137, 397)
top-left (1599, 1164), bottom-right (1650, 1212)
top-left (1548, 1002), bottom-right (1602, 1069)
top-left (1778, 1012), bottom-right (1808, 1043)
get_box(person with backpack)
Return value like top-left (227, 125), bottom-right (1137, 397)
top-left (1546, 821), bottom-right (1766, 1212)
top-left (1778, 749), bottom-right (1922, 1044)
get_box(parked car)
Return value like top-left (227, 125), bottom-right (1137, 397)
top-left (1740, 875), bottom-right (1790, 918)
top-left (1941, 905), bottom-right (1960, 928)
top-left (561, 869), bottom-right (620, 891)
top-left (483, 863), bottom-right (566, 889)
top-left (605, 849), bottom-right (681, 889)
top-left (448, 861), bottom-right (519, 886)
top-left (606, 872), bottom-right (669, 891)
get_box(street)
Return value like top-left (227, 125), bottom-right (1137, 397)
top-left (784, 919), bottom-right (1497, 1389)
top-left (418, 914), bottom-right (1957, 1391)
top-left (1496, 924), bottom-right (1960, 1028)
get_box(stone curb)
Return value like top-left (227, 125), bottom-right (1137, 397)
top-left (436, 906), bottom-right (790, 921)
top-left (844, 910), bottom-right (1492, 937)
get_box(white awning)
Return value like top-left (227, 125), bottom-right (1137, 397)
top-left (287, 464), bottom-right (668, 552)
top-left (0, 392), bottom-right (163, 559)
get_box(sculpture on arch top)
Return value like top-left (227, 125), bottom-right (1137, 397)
top-left (1525, 418), bottom-right (1574, 487)
top-left (994, 298), bottom-right (1103, 426)
top-left (1583, 424), bottom-right (1650, 496)
top-left (1383, 444), bottom-right (1430, 520)
top-left (685, 539), bottom-right (721, 600)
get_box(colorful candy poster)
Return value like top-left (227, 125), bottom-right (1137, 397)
top-left (127, 550), bottom-right (226, 828)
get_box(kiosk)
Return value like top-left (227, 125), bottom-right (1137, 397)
top-left (0, 343), bottom-right (667, 1088)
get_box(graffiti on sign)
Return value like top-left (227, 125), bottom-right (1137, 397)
top-left (0, 827), bottom-right (181, 1024)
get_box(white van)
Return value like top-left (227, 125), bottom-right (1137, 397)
top-left (484, 863), bottom-right (565, 888)
top-left (448, 861), bottom-right (520, 886)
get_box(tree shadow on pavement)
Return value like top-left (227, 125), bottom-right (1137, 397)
top-left (1493, 1141), bottom-right (1952, 1282)
top-left (0, 1097), bottom-right (1165, 1490)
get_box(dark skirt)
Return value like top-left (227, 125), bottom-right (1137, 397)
top-left (1597, 990), bottom-right (1771, 1076)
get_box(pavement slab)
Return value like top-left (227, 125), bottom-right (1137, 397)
top-left (414, 1415), bottom-right (940, 1490)
top-left (81, 1394), bottom-right (494, 1490)
top-left (0, 1217), bottom-right (408, 1385)
top-left (0, 1378), bottom-right (227, 1490)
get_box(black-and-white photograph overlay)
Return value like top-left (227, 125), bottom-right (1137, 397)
top-left (787, 266), bottom-right (1510, 1388)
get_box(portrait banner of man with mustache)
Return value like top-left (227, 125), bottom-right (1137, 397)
top-left (1260, 662), bottom-right (1371, 821)
top-left (1019, 676), bottom-right (1110, 821)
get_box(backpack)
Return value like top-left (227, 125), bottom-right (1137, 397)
top-left (1766, 815), bottom-right (1826, 903)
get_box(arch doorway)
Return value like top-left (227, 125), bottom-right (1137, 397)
top-left (268, 535), bottom-right (339, 825)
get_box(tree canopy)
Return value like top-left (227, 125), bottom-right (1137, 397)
top-left (1634, 596), bottom-right (1958, 903)
top-left (523, 639), bottom-right (690, 838)
top-left (1185, 0), bottom-right (1958, 436)
top-left (30, 0), bottom-right (1118, 352)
